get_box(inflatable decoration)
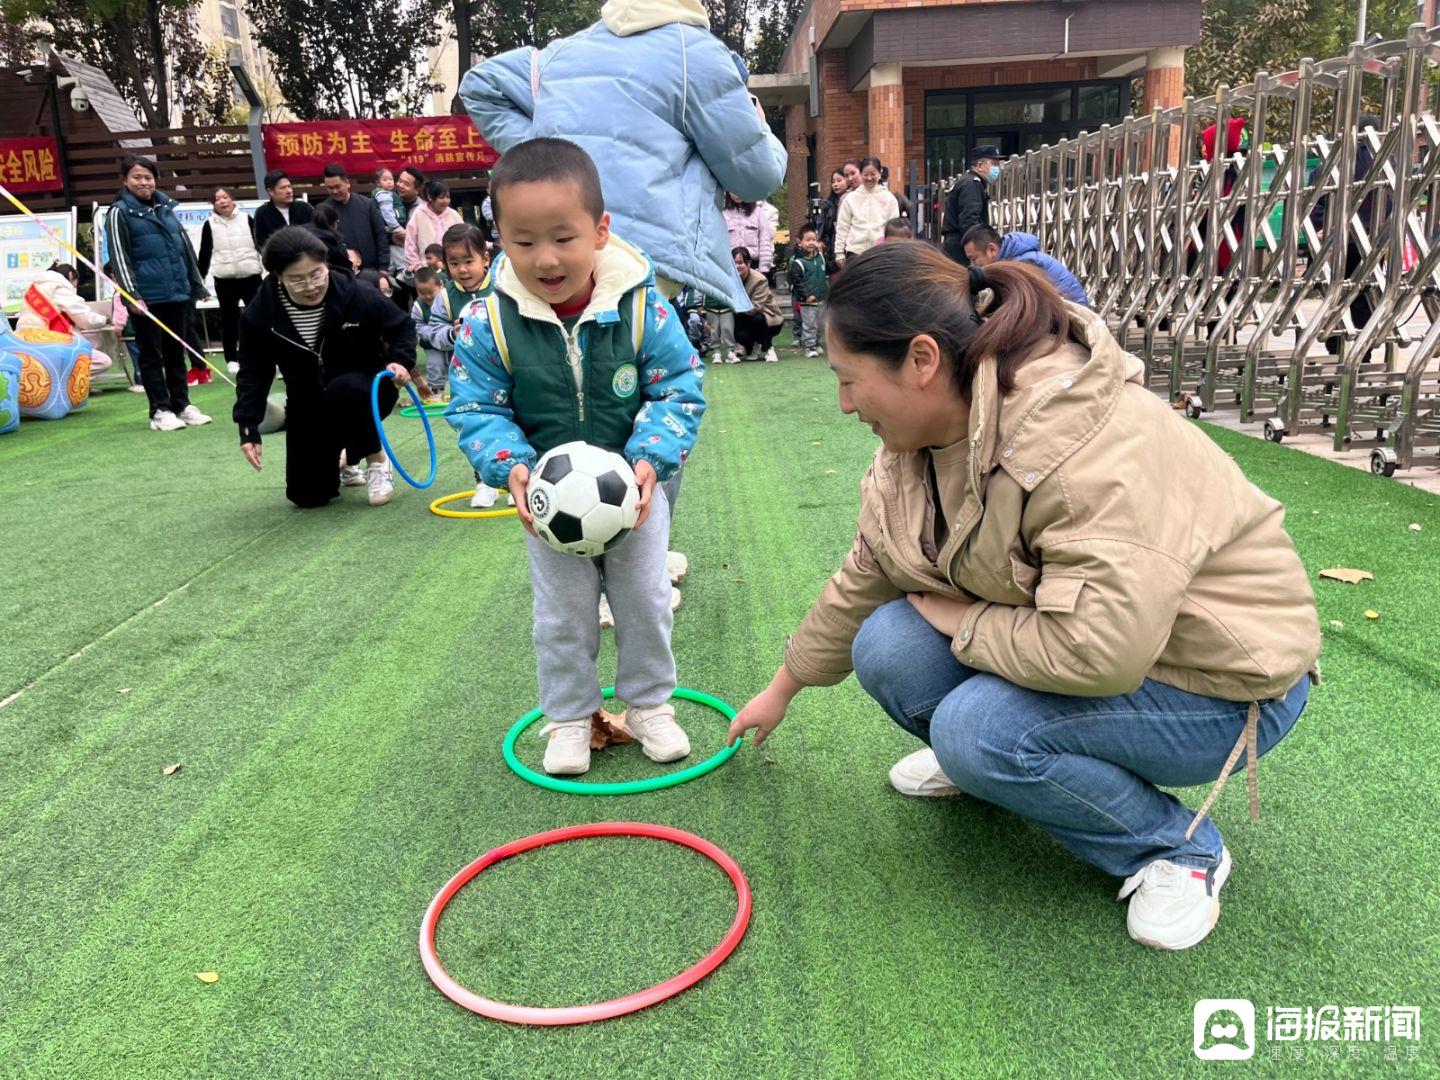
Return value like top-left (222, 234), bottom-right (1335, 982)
top-left (0, 350), bottom-right (19, 435)
top-left (0, 325), bottom-right (95, 421)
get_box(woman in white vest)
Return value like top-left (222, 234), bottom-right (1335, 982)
top-left (198, 187), bottom-right (264, 374)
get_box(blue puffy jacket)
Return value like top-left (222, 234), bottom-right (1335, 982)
top-left (998, 231), bottom-right (1090, 306)
top-left (105, 189), bottom-right (205, 306)
top-left (459, 0), bottom-right (787, 313)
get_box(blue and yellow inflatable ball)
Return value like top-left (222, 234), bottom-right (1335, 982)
top-left (0, 326), bottom-right (94, 421)
top-left (0, 350), bottom-right (20, 435)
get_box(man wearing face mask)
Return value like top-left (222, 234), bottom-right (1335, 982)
top-left (941, 144), bottom-right (1001, 265)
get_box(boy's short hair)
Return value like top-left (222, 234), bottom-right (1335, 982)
top-left (414, 266), bottom-right (441, 286)
top-left (796, 223), bottom-right (818, 239)
top-left (882, 217), bottom-right (913, 239)
top-left (424, 243), bottom-right (445, 260)
top-left (961, 223), bottom-right (1002, 250)
top-left (489, 137), bottom-right (604, 227)
top-left (442, 222), bottom-right (488, 258)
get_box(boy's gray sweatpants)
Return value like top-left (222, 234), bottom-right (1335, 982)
top-left (798, 303), bottom-right (823, 349)
top-left (526, 488), bottom-right (675, 723)
top-left (423, 346), bottom-right (448, 394)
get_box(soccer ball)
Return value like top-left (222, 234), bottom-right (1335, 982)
top-left (527, 441), bottom-right (640, 557)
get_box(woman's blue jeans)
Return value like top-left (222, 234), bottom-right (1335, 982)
top-left (852, 599), bottom-right (1309, 877)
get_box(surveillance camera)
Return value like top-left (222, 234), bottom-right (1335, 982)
top-left (70, 86), bottom-right (90, 112)
top-left (55, 76), bottom-right (77, 90)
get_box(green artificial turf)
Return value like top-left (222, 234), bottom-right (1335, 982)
top-left (1, 349), bottom-right (1437, 1078)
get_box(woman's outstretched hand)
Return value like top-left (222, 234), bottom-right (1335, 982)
top-left (241, 442), bottom-right (262, 471)
top-left (727, 666), bottom-right (805, 748)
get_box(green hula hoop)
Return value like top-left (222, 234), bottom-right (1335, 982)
top-left (503, 686), bottom-right (740, 795)
top-left (400, 402), bottom-right (449, 418)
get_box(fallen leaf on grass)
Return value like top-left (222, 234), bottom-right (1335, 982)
top-left (731, 577), bottom-right (748, 584)
top-left (824, 469), bottom-right (838, 476)
top-left (195, 972), bottom-right (219, 984)
top-left (589, 709), bottom-right (635, 750)
top-left (162, 763), bottom-right (182, 776)
top-left (1329, 620), bottom-right (1344, 628)
top-left (1312, 509), bottom-right (1321, 515)
top-left (810, 440), bottom-right (822, 446)
top-left (1410, 523), bottom-right (1422, 532)
top-left (1318, 568), bottom-right (1374, 585)
top-left (117, 687), bottom-right (132, 694)
top-left (1364, 610), bottom-right (1380, 620)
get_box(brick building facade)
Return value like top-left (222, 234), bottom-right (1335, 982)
top-left (752, 0), bottom-right (1200, 239)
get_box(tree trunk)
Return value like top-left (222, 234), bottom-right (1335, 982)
top-left (452, 0), bottom-right (470, 113)
top-left (146, 0), bottom-right (170, 125)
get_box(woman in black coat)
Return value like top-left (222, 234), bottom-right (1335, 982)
top-left (233, 227), bottom-right (417, 509)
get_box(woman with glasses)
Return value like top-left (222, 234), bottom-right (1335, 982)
top-left (233, 226), bottom-right (417, 509)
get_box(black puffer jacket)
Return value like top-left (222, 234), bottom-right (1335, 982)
top-left (233, 269), bottom-right (416, 444)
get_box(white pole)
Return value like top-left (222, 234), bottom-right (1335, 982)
top-left (1356, 0), bottom-right (1367, 42)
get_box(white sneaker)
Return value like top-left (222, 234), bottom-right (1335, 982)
top-left (670, 587), bottom-right (682, 612)
top-left (666, 551), bottom-right (689, 584)
top-left (539, 718), bottom-right (592, 775)
top-left (227, 361), bottom-right (240, 374)
top-left (1119, 846), bottom-right (1232, 951)
top-left (709, 350), bottom-right (722, 366)
top-left (470, 484), bottom-right (499, 509)
top-left (177, 404), bottom-right (211, 426)
top-left (128, 383), bottom-right (148, 394)
top-left (149, 409), bottom-right (185, 431)
top-left (625, 703), bottom-right (690, 763)
top-left (598, 593), bottom-right (614, 629)
top-left (726, 351), bottom-right (742, 364)
top-left (365, 460), bottom-right (394, 506)
top-left (764, 348), bottom-right (780, 363)
top-left (339, 465), bottom-right (365, 487)
top-left (888, 748), bottom-right (962, 797)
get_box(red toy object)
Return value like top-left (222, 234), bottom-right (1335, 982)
top-left (419, 822), bottom-right (752, 1025)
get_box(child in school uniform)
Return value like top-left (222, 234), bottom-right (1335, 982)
top-left (446, 138), bottom-right (704, 775)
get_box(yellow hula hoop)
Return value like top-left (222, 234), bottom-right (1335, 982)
top-left (429, 490), bottom-right (520, 520)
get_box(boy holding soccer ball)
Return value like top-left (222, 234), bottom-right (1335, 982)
top-left (445, 138), bottom-right (706, 775)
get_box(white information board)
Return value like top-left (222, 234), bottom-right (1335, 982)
top-left (93, 199), bottom-right (265, 304)
top-left (0, 210), bottom-right (79, 316)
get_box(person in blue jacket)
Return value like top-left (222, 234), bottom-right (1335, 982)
top-left (963, 225), bottom-right (1090, 307)
top-left (458, 0), bottom-right (786, 315)
top-left (445, 138), bottom-right (705, 778)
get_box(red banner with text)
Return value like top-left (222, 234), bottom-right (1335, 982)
top-left (261, 117), bottom-right (499, 179)
top-left (0, 137), bottom-right (64, 194)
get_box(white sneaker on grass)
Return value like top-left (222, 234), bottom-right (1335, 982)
top-left (149, 409), bottom-right (186, 431)
top-left (540, 718), bottom-right (592, 775)
top-left (888, 748), bottom-right (961, 797)
top-left (1119, 846), bottom-right (1232, 951)
top-left (339, 465), bottom-right (365, 487)
top-left (365, 459), bottom-right (394, 506)
top-left (227, 361), bottom-right (240, 374)
top-left (470, 484), bottom-right (499, 509)
top-left (670, 587), bottom-right (682, 612)
top-left (625, 703), bottom-right (690, 763)
top-left (177, 404), bottom-right (211, 426)
top-left (666, 551), bottom-right (688, 584)
top-left (764, 347), bottom-right (780, 363)
top-left (128, 383), bottom-right (148, 394)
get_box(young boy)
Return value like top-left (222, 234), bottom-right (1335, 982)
top-left (881, 217), bottom-right (913, 241)
top-left (446, 137), bottom-right (704, 776)
top-left (787, 224), bottom-right (832, 357)
top-left (411, 266), bottom-right (450, 401)
top-left (424, 243), bottom-right (448, 276)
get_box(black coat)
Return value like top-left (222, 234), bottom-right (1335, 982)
top-left (233, 269), bottom-right (416, 443)
top-left (942, 171), bottom-right (989, 263)
top-left (253, 199), bottom-right (314, 254)
top-left (320, 193), bottom-right (390, 271)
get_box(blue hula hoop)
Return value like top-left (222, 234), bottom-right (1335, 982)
top-left (371, 370), bottom-right (437, 489)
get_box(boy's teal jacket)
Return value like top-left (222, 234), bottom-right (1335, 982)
top-left (445, 236), bottom-right (706, 490)
top-left (458, 0), bottom-right (787, 314)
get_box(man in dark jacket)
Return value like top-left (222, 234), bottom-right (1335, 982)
top-left (318, 164), bottom-right (391, 271)
top-left (233, 227), bottom-right (417, 508)
top-left (963, 224), bottom-right (1090, 306)
top-left (942, 144), bottom-right (1001, 265)
top-left (253, 170), bottom-right (314, 252)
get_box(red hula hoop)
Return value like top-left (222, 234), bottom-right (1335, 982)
top-left (419, 822), bottom-right (752, 1025)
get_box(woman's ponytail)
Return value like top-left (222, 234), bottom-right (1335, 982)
top-left (963, 261), bottom-right (1070, 395)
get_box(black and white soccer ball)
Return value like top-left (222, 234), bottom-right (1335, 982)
top-left (527, 441), bottom-right (640, 557)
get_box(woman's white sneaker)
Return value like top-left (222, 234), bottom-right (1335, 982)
top-left (339, 465), bottom-right (365, 486)
top-left (625, 703), bottom-right (690, 762)
top-left (365, 460), bottom-right (394, 505)
top-left (177, 405), bottom-right (212, 426)
top-left (470, 484), bottom-right (499, 508)
top-left (888, 748), bottom-right (961, 797)
top-left (150, 409), bottom-right (186, 431)
top-left (764, 347), bottom-right (780, 363)
top-left (540, 719), bottom-right (592, 775)
top-left (1119, 846), bottom-right (1232, 951)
